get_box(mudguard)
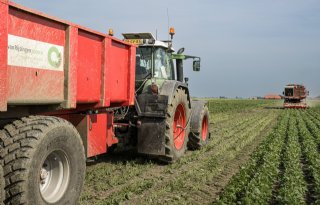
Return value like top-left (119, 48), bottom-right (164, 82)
top-left (136, 80), bottom-right (191, 157)
top-left (137, 117), bottom-right (166, 156)
top-left (159, 80), bottom-right (191, 109)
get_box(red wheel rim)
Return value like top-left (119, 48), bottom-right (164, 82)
top-left (201, 115), bottom-right (208, 141)
top-left (173, 104), bottom-right (186, 150)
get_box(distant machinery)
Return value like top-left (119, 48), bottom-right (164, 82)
top-left (283, 84), bottom-right (309, 108)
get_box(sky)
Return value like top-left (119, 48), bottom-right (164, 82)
top-left (12, 0), bottom-right (320, 98)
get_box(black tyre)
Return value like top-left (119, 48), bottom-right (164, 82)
top-left (0, 165), bottom-right (4, 205)
top-left (188, 101), bottom-right (210, 150)
top-left (161, 88), bottom-right (190, 162)
top-left (0, 116), bottom-right (85, 205)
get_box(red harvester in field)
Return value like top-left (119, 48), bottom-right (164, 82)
top-left (283, 84), bottom-right (309, 109)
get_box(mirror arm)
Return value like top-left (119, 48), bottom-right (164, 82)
top-left (171, 54), bottom-right (201, 62)
top-left (184, 55), bottom-right (201, 61)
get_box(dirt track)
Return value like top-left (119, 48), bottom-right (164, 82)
top-left (80, 108), bottom-right (280, 205)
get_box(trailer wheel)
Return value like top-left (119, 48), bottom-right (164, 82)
top-left (0, 116), bottom-right (85, 205)
top-left (0, 165), bottom-right (4, 205)
top-left (188, 102), bottom-right (210, 150)
top-left (161, 88), bottom-right (190, 162)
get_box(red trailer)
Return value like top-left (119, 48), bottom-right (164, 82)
top-left (0, 1), bottom-right (136, 204)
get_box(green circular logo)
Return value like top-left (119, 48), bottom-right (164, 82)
top-left (48, 47), bottom-right (62, 68)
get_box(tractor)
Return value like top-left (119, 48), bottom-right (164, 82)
top-left (119, 28), bottom-right (210, 162)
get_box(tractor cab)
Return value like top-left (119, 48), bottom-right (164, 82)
top-left (284, 85), bottom-right (294, 97)
top-left (123, 33), bottom-right (175, 83)
top-left (122, 30), bottom-right (201, 93)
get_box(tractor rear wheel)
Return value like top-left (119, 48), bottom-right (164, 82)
top-left (161, 88), bottom-right (190, 163)
top-left (0, 116), bottom-right (85, 205)
top-left (188, 103), bottom-right (210, 150)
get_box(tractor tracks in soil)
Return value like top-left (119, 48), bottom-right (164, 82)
top-left (79, 108), bottom-right (280, 205)
top-left (129, 110), bottom-right (278, 204)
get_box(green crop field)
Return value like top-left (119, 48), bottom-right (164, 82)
top-left (79, 99), bottom-right (320, 205)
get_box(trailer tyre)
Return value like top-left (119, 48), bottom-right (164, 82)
top-left (0, 116), bottom-right (85, 205)
top-left (0, 165), bottom-right (4, 205)
top-left (188, 102), bottom-right (210, 150)
top-left (161, 88), bottom-right (190, 163)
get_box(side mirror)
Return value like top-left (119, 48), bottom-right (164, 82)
top-left (193, 60), bottom-right (200, 71)
top-left (177, 47), bottom-right (185, 54)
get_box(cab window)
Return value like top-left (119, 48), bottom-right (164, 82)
top-left (135, 47), bottom-right (152, 80)
top-left (154, 48), bottom-right (175, 80)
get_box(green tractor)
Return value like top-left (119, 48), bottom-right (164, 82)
top-left (120, 28), bottom-right (210, 162)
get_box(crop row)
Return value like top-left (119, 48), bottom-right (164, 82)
top-left (304, 110), bottom-right (320, 148)
top-left (216, 110), bottom-right (289, 204)
top-left (298, 111), bottom-right (320, 203)
top-left (216, 109), bottom-right (320, 204)
top-left (277, 111), bottom-right (306, 205)
top-left (208, 99), bottom-right (279, 114)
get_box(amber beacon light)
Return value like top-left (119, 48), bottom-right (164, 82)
top-left (108, 28), bottom-right (114, 36)
top-left (169, 27), bottom-right (175, 36)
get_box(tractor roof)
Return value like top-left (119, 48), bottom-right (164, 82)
top-left (122, 32), bottom-right (174, 51)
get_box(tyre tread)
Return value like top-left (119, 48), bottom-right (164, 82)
top-left (160, 88), bottom-right (190, 163)
top-left (0, 115), bottom-right (85, 204)
top-left (188, 105), bottom-right (210, 150)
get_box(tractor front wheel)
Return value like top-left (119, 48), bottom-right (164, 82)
top-left (188, 102), bottom-right (210, 150)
